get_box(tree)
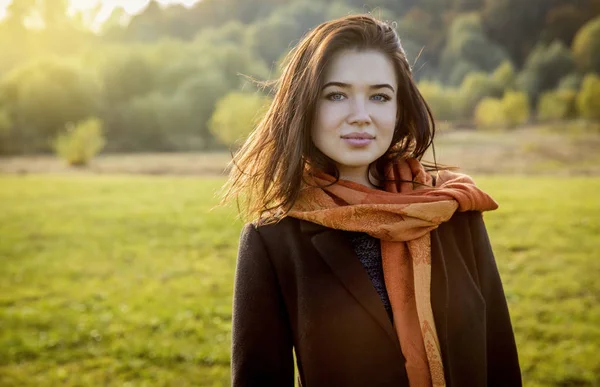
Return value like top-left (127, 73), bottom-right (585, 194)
top-left (0, 59), bottom-right (100, 153)
top-left (246, 13), bottom-right (303, 66)
top-left (439, 13), bottom-right (508, 85)
top-left (481, 0), bottom-right (554, 67)
top-left (209, 91), bottom-right (271, 147)
top-left (492, 61), bottom-right (516, 90)
top-left (458, 72), bottom-right (504, 117)
top-left (572, 16), bottom-right (600, 74)
top-left (517, 41), bottom-right (575, 103)
top-left (542, 4), bottom-right (589, 47)
top-left (452, 0), bottom-right (484, 12)
top-left (0, 108), bottom-right (12, 154)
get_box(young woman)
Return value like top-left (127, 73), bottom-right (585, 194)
top-left (224, 14), bottom-right (521, 387)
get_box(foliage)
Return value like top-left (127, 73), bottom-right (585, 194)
top-left (474, 97), bottom-right (505, 128)
top-left (52, 117), bottom-right (105, 166)
top-left (537, 89), bottom-right (578, 121)
top-left (572, 15), bottom-right (600, 74)
top-left (0, 108), bottom-right (11, 135)
top-left (0, 108), bottom-right (11, 154)
top-left (492, 61), bottom-right (517, 90)
top-left (576, 73), bottom-right (600, 120)
top-left (474, 91), bottom-right (530, 129)
top-left (502, 91), bottom-right (531, 126)
top-left (459, 71), bottom-right (504, 117)
top-left (417, 81), bottom-right (463, 121)
top-left (516, 41), bottom-right (576, 103)
top-left (557, 73), bottom-right (583, 91)
top-left (481, 0), bottom-right (562, 67)
top-left (209, 91), bottom-right (271, 147)
top-left (0, 0), bottom-right (598, 154)
top-left (439, 13), bottom-right (508, 85)
top-left (542, 4), bottom-right (590, 47)
top-left (0, 59), bottom-right (100, 153)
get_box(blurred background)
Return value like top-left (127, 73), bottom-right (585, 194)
top-left (0, 0), bottom-right (599, 386)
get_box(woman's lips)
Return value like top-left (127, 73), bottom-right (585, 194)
top-left (341, 132), bottom-right (375, 147)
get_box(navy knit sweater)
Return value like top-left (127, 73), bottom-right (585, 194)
top-left (343, 231), bottom-right (394, 323)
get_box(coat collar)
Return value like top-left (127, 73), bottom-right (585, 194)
top-left (299, 219), bottom-right (450, 361)
top-left (299, 220), bottom-right (401, 349)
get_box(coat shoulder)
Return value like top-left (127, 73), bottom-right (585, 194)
top-left (243, 216), bottom-right (309, 251)
top-left (248, 216), bottom-right (302, 236)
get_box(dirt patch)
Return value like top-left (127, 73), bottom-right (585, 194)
top-left (1, 125), bottom-right (599, 176)
top-left (0, 152), bottom-right (232, 176)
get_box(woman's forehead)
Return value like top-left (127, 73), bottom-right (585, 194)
top-left (323, 49), bottom-right (397, 87)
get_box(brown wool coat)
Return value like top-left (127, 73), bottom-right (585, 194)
top-left (230, 211), bottom-right (522, 387)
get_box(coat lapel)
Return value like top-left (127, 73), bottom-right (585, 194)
top-left (300, 220), bottom-right (402, 350)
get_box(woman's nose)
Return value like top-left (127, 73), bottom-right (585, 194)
top-left (347, 98), bottom-right (372, 126)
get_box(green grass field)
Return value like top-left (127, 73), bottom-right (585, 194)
top-left (0, 175), bottom-right (599, 386)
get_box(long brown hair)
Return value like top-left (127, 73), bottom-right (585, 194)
top-left (221, 14), bottom-right (440, 224)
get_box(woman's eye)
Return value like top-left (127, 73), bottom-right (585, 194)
top-left (372, 94), bottom-right (391, 102)
top-left (326, 92), bottom-right (345, 101)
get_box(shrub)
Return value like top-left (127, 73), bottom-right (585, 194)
top-left (474, 91), bottom-right (530, 129)
top-left (52, 118), bottom-right (105, 166)
top-left (537, 89), bottom-right (577, 121)
top-left (417, 81), bottom-right (463, 121)
top-left (502, 91), bottom-right (531, 127)
top-left (474, 97), bottom-right (505, 128)
top-left (576, 73), bottom-right (600, 120)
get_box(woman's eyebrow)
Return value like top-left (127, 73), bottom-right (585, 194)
top-left (322, 81), bottom-right (395, 92)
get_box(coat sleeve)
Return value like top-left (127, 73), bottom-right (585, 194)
top-left (231, 223), bottom-right (294, 387)
top-left (469, 212), bottom-right (523, 387)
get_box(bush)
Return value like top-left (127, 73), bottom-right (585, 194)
top-left (417, 81), bottom-right (463, 121)
top-left (474, 91), bottom-right (530, 129)
top-left (209, 91), bottom-right (271, 147)
top-left (474, 97), bottom-right (505, 128)
top-left (537, 89), bottom-right (577, 121)
top-left (52, 118), bottom-right (105, 166)
top-left (502, 91), bottom-right (531, 127)
top-left (576, 73), bottom-right (600, 120)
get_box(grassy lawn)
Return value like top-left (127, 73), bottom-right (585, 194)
top-left (0, 175), bottom-right (599, 386)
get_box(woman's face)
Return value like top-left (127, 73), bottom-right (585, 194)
top-left (312, 49), bottom-right (398, 179)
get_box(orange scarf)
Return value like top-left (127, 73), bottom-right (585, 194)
top-left (288, 158), bottom-right (498, 387)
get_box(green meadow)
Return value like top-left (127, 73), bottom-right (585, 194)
top-left (0, 174), bottom-right (599, 386)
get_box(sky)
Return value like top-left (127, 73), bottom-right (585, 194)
top-left (0, 0), bottom-right (200, 28)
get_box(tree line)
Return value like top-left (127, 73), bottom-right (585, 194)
top-left (0, 0), bottom-right (599, 156)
